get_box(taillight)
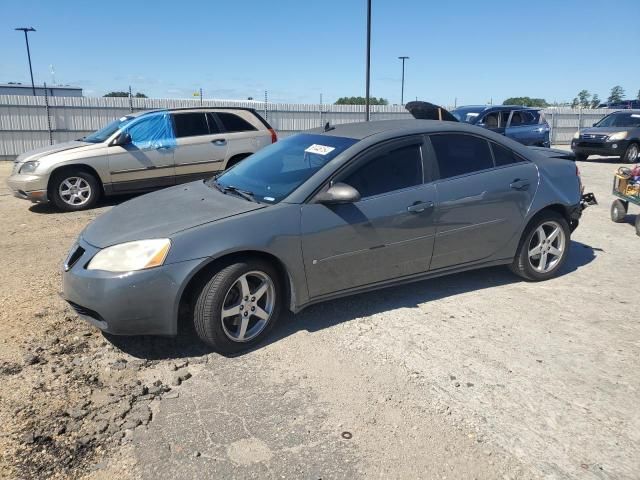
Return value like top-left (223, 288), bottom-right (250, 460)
top-left (268, 128), bottom-right (277, 143)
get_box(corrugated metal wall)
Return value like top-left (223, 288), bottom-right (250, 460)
top-left (0, 95), bottom-right (618, 159)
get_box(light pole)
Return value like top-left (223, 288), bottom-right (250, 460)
top-left (398, 56), bottom-right (409, 105)
top-left (365, 0), bottom-right (371, 121)
top-left (15, 27), bottom-right (37, 96)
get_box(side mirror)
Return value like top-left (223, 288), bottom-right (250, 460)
top-left (113, 132), bottom-right (132, 146)
top-left (315, 182), bottom-right (361, 205)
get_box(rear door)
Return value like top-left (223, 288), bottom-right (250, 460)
top-left (429, 133), bottom-right (537, 270)
top-left (172, 112), bottom-right (228, 184)
top-left (300, 136), bottom-right (437, 298)
top-left (505, 110), bottom-right (544, 145)
top-left (107, 113), bottom-right (175, 192)
top-left (215, 111), bottom-right (270, 167)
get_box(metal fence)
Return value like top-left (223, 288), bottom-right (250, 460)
top-left (0, 95), bottom-right (618, 160)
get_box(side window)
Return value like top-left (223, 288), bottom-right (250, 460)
top-left (217, 112), bottom-right (257, 133)
top-left (125, 114), bottom-right (174, 149)
top-left (342, 144), bottom-right (423, 198)
top-left (172, 113), bottom-right (209, 138)
top-left (491, 142), bottom-right (524, 167)
top-left (509, 111), bottom-right (524, 126)
top-left (482, 112), bottom-right (499, 128)
top-left (430, 134), bottom-right (494, 179)
top-left (206, 113), bottom-right (222, 134)
top-left (521, 111), bottom-right (537, 125)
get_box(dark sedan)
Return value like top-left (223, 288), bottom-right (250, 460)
top-left (571, 110), bottom-right (640, 163)
top-left (63, 120), bottom-right (593, 353)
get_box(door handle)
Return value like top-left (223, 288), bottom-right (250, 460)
top-left (212, 139), bottom-right (227, 146)
top-left (510, 179), bottom-right (530, 190)
top-left (407, 201), bottom-right (434, 213)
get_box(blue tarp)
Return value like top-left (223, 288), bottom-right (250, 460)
top-left (124, 112), bottom-right (176, 150)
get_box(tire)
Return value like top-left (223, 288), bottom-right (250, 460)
top-left (610, 199), bottom-right (628, 223)
top-left (622, 142), bottom-right (639, 164)
top-left (193, 259), bottom-right (282, 354)
top-left (575, 154), bottom-right (588, 162)
top-left (510, 211), bottom-right (571, 282)
top-left (50, 170), bottom-right (100, 211)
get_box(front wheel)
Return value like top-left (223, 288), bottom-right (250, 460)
top-left (622, 143), bottom-right (639, 164)
top-left (610, 199), bottom-right (628, 223)
top-left (193, 260), bottom-right (282, 354)
top-left (510, 212), bottom-right (570, 281)
top-left (50, 170), bottom-right (100, 211)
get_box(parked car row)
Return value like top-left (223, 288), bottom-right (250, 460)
top-left (7, 107), bottom-right (276, 211)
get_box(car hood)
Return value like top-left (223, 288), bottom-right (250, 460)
top-left (82, 180), bottom-right (266, 248)
top-left (578, 127), bottom-right (630, 136)
top-left (15, 140), bottom-right (99, 163)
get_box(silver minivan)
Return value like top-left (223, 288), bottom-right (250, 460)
top-left (7, 107), bottom-right (277, 211)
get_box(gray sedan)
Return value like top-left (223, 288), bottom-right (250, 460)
top-left (63, 120), bottom-right (593, 353)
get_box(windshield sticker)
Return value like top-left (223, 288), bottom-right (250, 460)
top-left (305, 144), bottom-right (335, 155)
top-left (263, 196), bottom-right (275, 202)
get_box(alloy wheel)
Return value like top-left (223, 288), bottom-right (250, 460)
top-left (626, 144), bottom-right (639, 163)
top-left (220, 271), bottom-right (275, 342)
top-left (59, 177), bottom-right (92, 206)
top-left (527, 221), bottom-right (566, 273)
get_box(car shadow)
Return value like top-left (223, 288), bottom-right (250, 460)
top-left (105, 240), bottom-right (597, 361)
top-left (579, 156), bottom-right (626, 165)
top-left (28, 193), bottom-right (142, 214)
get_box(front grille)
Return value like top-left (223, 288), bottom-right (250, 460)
top-left (64, 245), bottom-right (85, 271)
top-left (67, 301), bottom-right (105, 323)
top-left (580, 133), bottom-right (608, 141)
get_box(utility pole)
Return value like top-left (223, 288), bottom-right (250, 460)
top-left (200, 88), bottom-right (203, 106)
top-left (15, 27), bottom-right (37, 96)
top-left (365, 0), bottom-right (372, 121)
top-left (398, 56), bottom-right (409, 105)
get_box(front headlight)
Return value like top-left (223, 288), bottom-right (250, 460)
top-left (573, 131), bottom-right (580, 139)
top-left (608, 131), bottom-right (628, 141)
top-left (19, 160), bottom-right (40, 174)
top-left (87, 239), bottom-right (171, 272)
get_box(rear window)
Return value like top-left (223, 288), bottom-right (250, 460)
top-left (491, 142), bottom-right (523, 166)
top-left (217, 112), bottom-right (258, 133)
top-left (431, 134), bottom-right (494, 179)
top-left (173, 113), bottom-right (209, 137)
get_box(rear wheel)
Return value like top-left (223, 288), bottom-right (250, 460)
top-left (510, 212), bottom-right (570, 281)
top-left (50, 170), bottom-right (100, 211)
top-left (622, 142), bottom-right (639, 164)
top-left (610, 199), bottom-right (628, 223)
top-left (193, 259), bottom-right (282, 354)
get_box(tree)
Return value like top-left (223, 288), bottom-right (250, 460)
top-left (577, 90), bottom-right (591, 108)
top-left (334, 96), bottom-right (389, 105)
top-left (571, 97), bottom-right (579, 108)
top-left (104, 91), bottom-right (148, 98)
top-left (590, 94), bottom-right (600, 109)
top-left (502, 97), bottom-right (548, 107)
top-left (607, 85), bottom-right (625, 104)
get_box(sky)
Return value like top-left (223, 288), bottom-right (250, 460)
top-left (2, 0), bottom-right (639, 106)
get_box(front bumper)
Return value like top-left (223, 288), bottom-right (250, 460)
top-left (6, 172), bottom-right (49, 203)
top-left (571, 139), bottom-right (629, 157)
top-left (62, 238), bottom-right (203, 336)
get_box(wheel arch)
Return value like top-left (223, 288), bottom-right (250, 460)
top-left (224, 152), bottom-right (253, 170)
top-left (176, 250), bottom-right (295, 332)
top-left (47, 163), bottom-right (105, 198)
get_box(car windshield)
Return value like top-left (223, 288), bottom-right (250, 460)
top-left (451, 107), bottom-right (484, 123)
top-left (83, 116), bottom-right (135, 143)
top-left (210, 133), bottom-right (358, 203)
top-left (595, 113), bottom-right (640, 128)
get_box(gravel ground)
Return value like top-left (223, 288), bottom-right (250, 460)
top-left (0, 154), bottom-right (638, 480)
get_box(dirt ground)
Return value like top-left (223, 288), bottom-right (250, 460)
top-left (0, 155), bottom-right (638, 480)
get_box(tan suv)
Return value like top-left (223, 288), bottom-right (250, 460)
top-left (7, 107), bottom-right (277, 211)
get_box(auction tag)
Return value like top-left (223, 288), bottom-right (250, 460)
top-left (305, 144), bottom-right (335, 155)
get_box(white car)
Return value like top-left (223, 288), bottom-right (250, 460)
top-left (7, 107), bottom-right (277, 211)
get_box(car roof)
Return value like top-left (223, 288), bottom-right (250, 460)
top-left (131, 106), bottom-right (262, 118)
top-left (306, 119), bottom-right (492, 140)
top-left (454, 105), bottom-right (540, 112)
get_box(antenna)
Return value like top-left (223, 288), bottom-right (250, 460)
top-left (49, 65), bottom-right (56, 85)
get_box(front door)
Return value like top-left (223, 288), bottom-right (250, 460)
top-left (300, 137), bottom-right (437, 298)
top-left (108, 112), bottom-right (176, 192)
top-left (429, 133), bottom-right (537, 270)
top-left (172, 112), bottom-right (229, 184)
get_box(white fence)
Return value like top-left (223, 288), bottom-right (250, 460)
top-left (0, 95), bottom-right (617, 160)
